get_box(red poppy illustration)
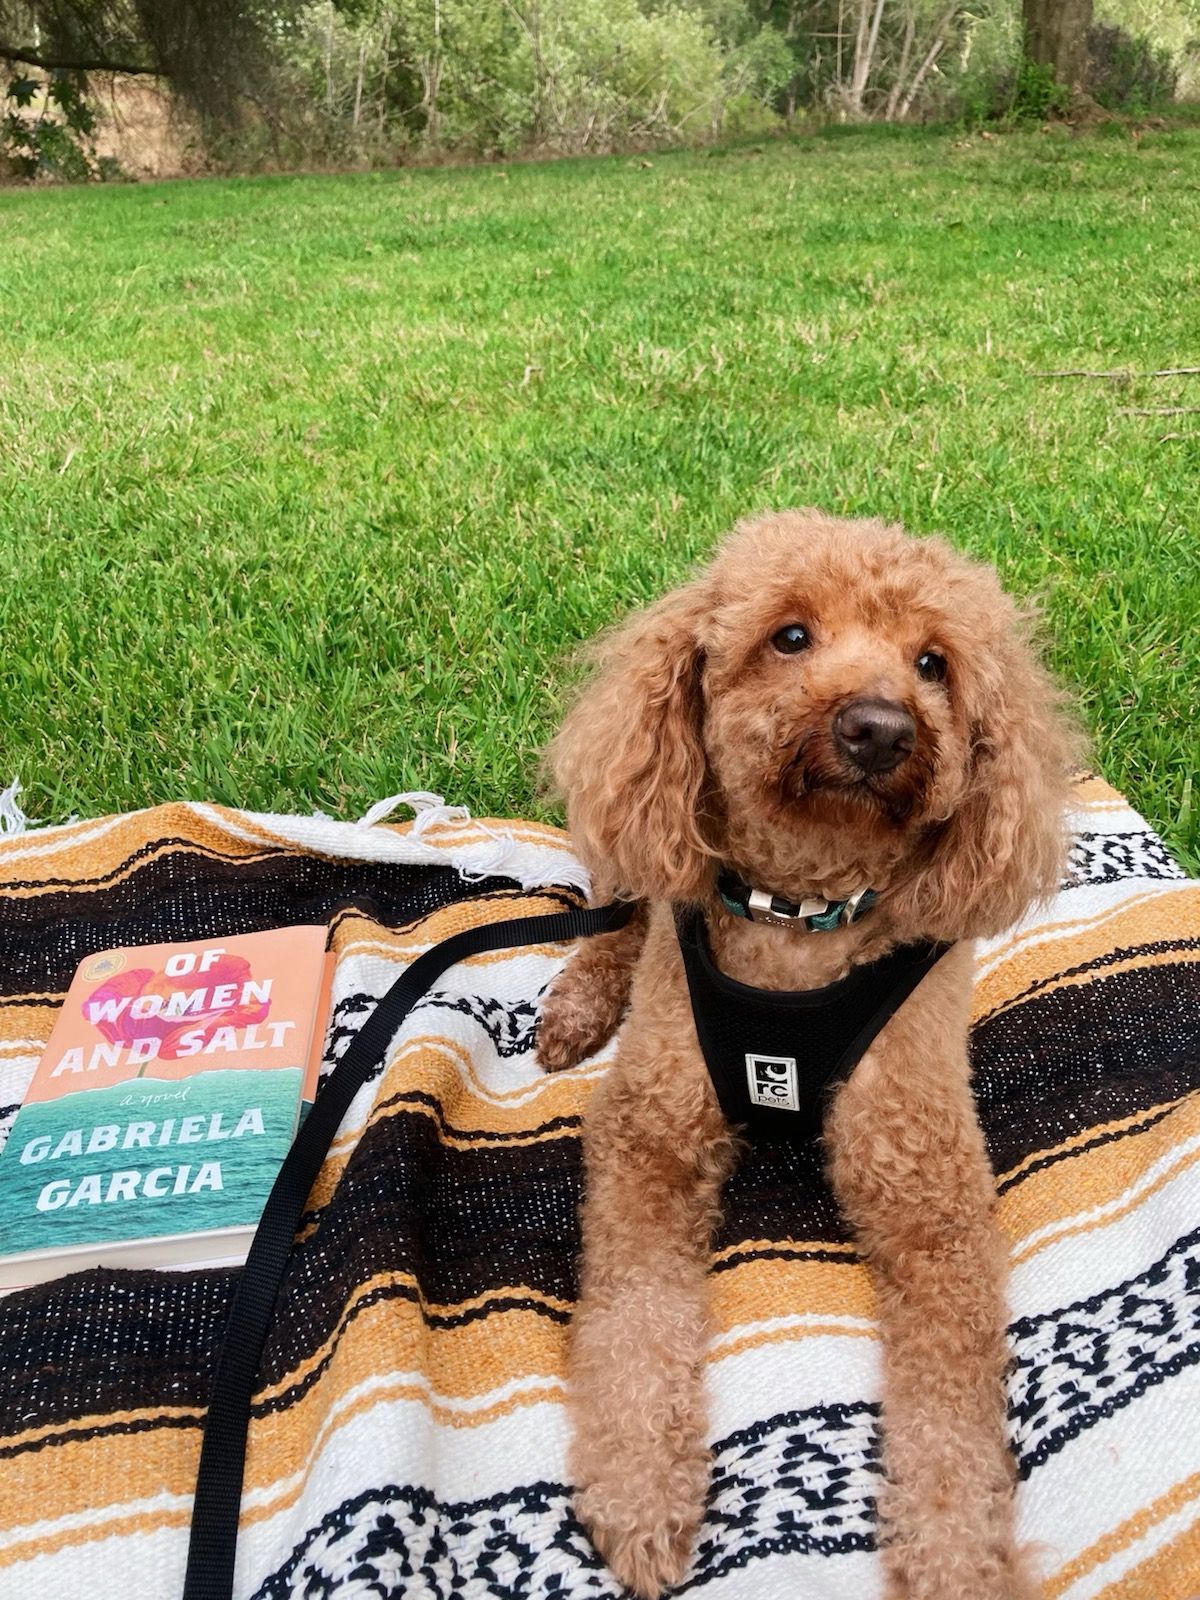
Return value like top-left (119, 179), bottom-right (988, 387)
top-left (86, 954), bottom-right (270, 1060)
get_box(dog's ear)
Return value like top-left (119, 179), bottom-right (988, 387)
top-left (547, 582), bottom-right (714, 902)
top-left (900, 625), bottom-right (1078, 941)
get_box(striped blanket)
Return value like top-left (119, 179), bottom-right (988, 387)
top-left (1, 780), bottom-right (1198, 1600)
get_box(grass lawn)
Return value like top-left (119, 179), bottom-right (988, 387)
top-left (0, 122), bottom-right (1197, 871)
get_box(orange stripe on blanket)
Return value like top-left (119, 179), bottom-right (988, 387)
top-left (710, 1236), bottom-right (859, 1265)
top-left (237, 1377), bottom-right (569, 1534)
top-left (1009, 1143), bottom-right (1200, 1269)
top-left (242, 1300), bottom-right (571, 1491)
top-left (243, 1268), bottom-right (881, 1492)
top-left (402, 820), bottom-right (574, 852)
top-left (1044, 1470), bottom-right (1200, 1598)
top-left (0, 1419), bottom-right (203, 1533)
top-left (327, 891), bottom-right (586, 953)
top-left (974, 884), bottom-right (1200, 1012)
top-left (709, 1322), bottom-right (879, 1365)
top-left (990, 945), bottom-right (1200, 1034)
top-left (708, 1254), bottom-right (875, 1331)
top-left (1095, 1514), bottom-right (1200, 1599)
top-left (998, 1096), bottom-right (1200, 1253)
top-left (1069, 776), bottom-right (1132, 808)
top-left (0, 1399), bottom-right (202, 1455)
top-left (338, 936), bottom-right (576, 968)
top-left (0, 1504), bottom-right (195, 1572)
top-left (245, 1328), bottom-right (883, 1529)
top-left (0, 803), bottom-right (294, 886)
top-left (0, 838), bottom-right (286, 902)
top-left (363, 1030), bottom-right (594, 1118)
top-left (254, 1278), bottom-right (572, 1410)
top-left (994, 1095), bottom-right (1191, 1189)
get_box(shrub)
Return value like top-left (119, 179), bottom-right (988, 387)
top-left (1087, 22), bottom-right (1177, 112)
top-left (982, 57), bottom-right (1073, 122)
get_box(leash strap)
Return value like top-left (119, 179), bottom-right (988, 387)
top-left (182, 898), bottom-right (634, 1600)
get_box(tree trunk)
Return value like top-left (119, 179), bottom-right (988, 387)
top-left (1023, 0), bottom-right (1092, 93)
top-left (324, 9), bottom-right (334, 112)
top-left (889, 7), bottom-right (915, 120)
top-left (847, 0), bottom-right (888, 117)
top-left (378, 17), bottom-right (391, 131)
top-left (352, 34), bottom-right (367, 128)
top-left (884, 7), bottom-right (916, 120)
top-left (894, 1), bottom-right (957, 118)
top-left (895, 26), bottom-right (946, 118)
top-left (427, 0), bottom-right (441, 145)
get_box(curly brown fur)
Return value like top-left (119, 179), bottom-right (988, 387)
top-left (537, 509), bottom-right (1081, 1598)
top-left (537, 896), bottom-right (648, 1072)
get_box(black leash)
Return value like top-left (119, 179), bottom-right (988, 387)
top-left (181, 898), bottom-right (633, 1600)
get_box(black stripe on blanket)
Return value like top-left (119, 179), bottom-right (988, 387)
top-left (251, 1405), bottom-right (884, 1600)
top-left (0, 847), bottom-right (546, 995)
top-left (973, 960), bottom-right (1200, 1175)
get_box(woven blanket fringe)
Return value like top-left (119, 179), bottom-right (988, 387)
top-left (0, 790), bottom-right (592, 897)
top-left (0, 779), bottom-right (33, 838)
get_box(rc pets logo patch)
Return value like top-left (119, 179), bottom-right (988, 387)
top-left (745, 1054), bottom-right (800, 1112)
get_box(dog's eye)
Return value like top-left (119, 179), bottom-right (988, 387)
top-left (916, 650), bottom-right (947, 683)
top-left (771, 623), bottom-right (811, 655)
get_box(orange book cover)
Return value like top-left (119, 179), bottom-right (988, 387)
top-left (0, 925), bottom-right (332, 1287)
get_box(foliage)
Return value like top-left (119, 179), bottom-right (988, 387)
top-left (2, 0), bottom-right (1199, 174)
top-left (1, 127), bottom-right (1197, 870)
top-left (1098, 0), bottom-right (1200, 94)
top-left (0, 0), bottom-right (277, 125)
top-left (281, 0), bottom-right (760, 157)
top-left (132, 0), bottom-right (279, 128)
top-left (1088, 19), bottom-right (1179, 107)
top-left (269, 0), bottom-right (1070, 155)
top-left (943, 4), bottom-right (1191, 122)
top-left (2, 70), bottom-right (108, 179)
top-left (1008, 57), bottom-right (1072, 118)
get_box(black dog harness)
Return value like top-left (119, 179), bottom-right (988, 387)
top-left (674, 905), bottom-right (950, 1140)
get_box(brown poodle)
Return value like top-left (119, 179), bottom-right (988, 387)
top-left (536, 509), bottom-right (1078, 1600)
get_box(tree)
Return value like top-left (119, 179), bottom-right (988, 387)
top-left (0, 0), bottom-right (277, 125)
top-left (1022, 0), bottom-right (1094, 92)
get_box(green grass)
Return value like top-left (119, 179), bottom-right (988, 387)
top-left (0, 123), bottom-right (1197, 871)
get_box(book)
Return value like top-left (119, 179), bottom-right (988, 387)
top-left (0, 926), bottom-right (334, 1288)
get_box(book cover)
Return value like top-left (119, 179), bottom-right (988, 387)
top-left (0, 925), bottom-right (331, 1287)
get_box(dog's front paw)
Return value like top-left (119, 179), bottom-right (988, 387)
top-left (885, 1558), bottom-right (1041, 1600)
top-left (882, 1506), bottom-right (1043, 1600)
top-left (534, 987), bottom-right (592, 1072)
top-left (574, 1458), bottom-right (708, 1598)
top-left (536, 976), bottom-right (622, 1072)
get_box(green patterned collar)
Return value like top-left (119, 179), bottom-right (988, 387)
top-left (716, 870), bottom-right (878, 932)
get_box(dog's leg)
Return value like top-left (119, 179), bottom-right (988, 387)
top-left (536, 896), bottom-right (648, 1072)
top-left (824, 944), bottom-right (1036, 1600)
top-left (567, 925), bottom-right (735, 1597)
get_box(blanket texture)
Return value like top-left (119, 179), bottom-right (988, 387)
top-left (0, 782), bottom-right (1198, 1600)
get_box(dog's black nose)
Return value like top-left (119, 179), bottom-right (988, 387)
top-left (833, 698), bottom-right (916, 774)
